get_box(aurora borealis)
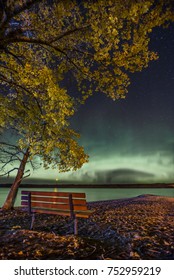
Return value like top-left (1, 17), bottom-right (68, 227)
top-left (1, 24), bottom-right (174, 185)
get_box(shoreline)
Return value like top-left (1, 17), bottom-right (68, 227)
top-left (1, 183), bottom-right (174, 188)
top-left (88, 194), bottom-right (174, 205)
top-left (0, 194), bottom-right (174, 260)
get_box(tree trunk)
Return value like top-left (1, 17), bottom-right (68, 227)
top-left (2, 148), bottom-right (30, 210)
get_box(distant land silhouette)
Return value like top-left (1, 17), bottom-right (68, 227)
top-left (0, 183), bottom-right (174, 188)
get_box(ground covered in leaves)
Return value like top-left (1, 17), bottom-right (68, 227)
top-left (0, 194), bottom-right (174, 260)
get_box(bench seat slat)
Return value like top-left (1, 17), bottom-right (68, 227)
top-left (21, 190), bottom-right (86, 198)
top-left (72, 205), bottom-right (88, 211)
top-left (32, 208), bottom-right (72, 217)
top-left (31, 196), bottom-right (86, 205)
top-left (32, 208), bottom-right (92, 218)
top-left (22, 195), bottom-right (87, 205)
top-left (31, 202), bottom-right (69, 210)
top-left (21, 201), bottom-right (29, 206)
top-left (21, 195), bottom-right (30, 201)
top-left (30, 201), bottom-right (88, 211)
top-left (74, 210), bottom-right (93, 218)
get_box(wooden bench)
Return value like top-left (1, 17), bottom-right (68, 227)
top-left (21, 190), bottom-right (93, 235)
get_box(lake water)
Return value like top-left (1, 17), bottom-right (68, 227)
top-left (0, 187), bottom-right (174, 207)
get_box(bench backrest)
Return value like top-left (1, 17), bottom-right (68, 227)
top-left (21, 190), bottom-right (90, 218)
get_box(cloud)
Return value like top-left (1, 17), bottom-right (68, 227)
top-left (92, 168), bottom-right (155, 184)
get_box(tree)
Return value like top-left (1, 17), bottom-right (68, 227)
top-left (0, 0), bottom-right (174, 209)
top-left (1, 0), bottom-right (174, 99)
top-left (0, 60), bottom-right (88, 209)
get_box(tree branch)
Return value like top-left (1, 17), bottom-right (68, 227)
top-left (0, 167), bottom-right (19, 177)
top-left (2, 47), bottom-right (24, 65)
top-left (0, 62), bottom-right (18, 73)
top-left (2, 35), bottom-right (89, 78)
top-left (0, 141), bottom-right (21, 150)
top-left (0, 158), bottom-right (20, 170)
top-left (49, 25), bottom-right (89, 43)
top-left (0, 0), bottom-right (41, 29)
top-left (0, 73), bottom-right (43, 115)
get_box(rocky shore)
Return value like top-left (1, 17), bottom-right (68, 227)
top-left (0, 194), bottom-right (174, 260)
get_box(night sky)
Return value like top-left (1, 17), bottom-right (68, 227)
top-left (2, 23), bottom-right (174, 185)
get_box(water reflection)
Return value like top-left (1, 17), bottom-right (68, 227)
top-left (0, 187), bottom-right (173, 207)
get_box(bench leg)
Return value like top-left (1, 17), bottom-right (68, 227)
top-left (30, 213), bottom-right (35, 230)
top-left (74, 217), bottom-right (78, 235)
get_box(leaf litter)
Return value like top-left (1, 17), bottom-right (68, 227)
top-left (0, 195), bottom-right (174, 260)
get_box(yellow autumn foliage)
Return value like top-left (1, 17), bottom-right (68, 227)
top-left (0, 0), bottom-right (174, 173)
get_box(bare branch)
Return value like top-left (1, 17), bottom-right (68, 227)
top-left (28, 159), bottom-right (35, 171)
top-left (0, 141), bottom-right (21, 150)
top-left (19, 173), bottom-right (30, 182)
top-left (0, 167), bottom-right (18, 177)
top-left (0, 149), bottom-right (22, 161)
top-left (0, 158), bottom-right (19, 170)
